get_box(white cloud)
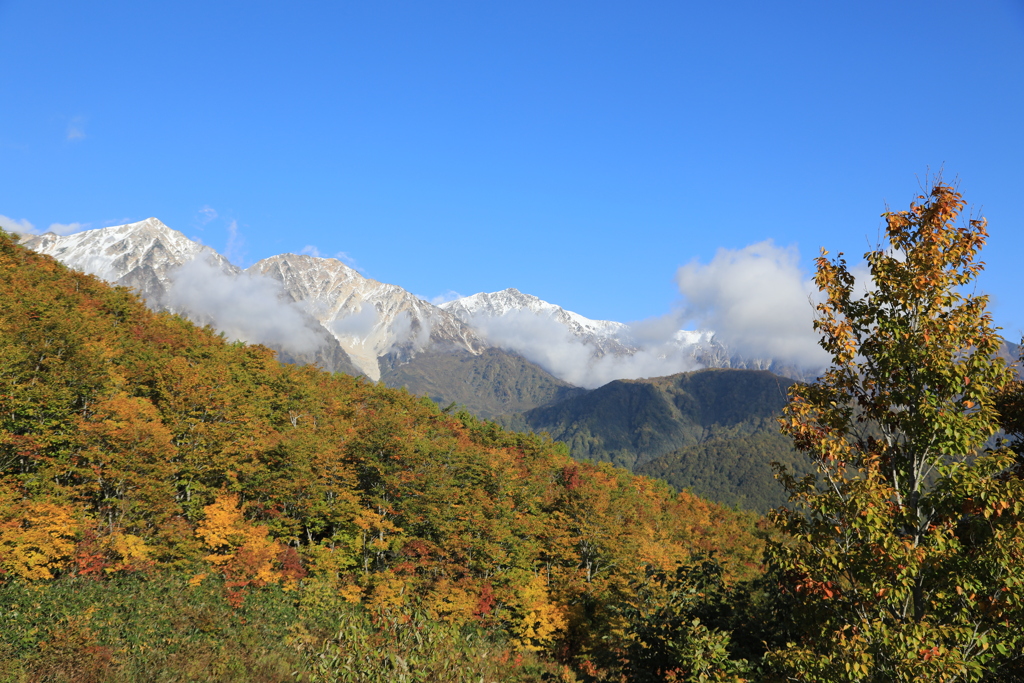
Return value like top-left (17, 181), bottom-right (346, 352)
top-left (675, 240), bottom-right (830, 368)
top-left (197, 206), bottom-right (218, 224)
top-left (224, 219), bottom-right (244, 264)
top-left (165, 256), bottom-right (327, 356)
top-left (299, 245), bottom-right (366, 274)
top-left (66, 117), bottom-right (86, 141)
top-left (428, 290), bottom-right (462, 306)
top-left (0, 215), bottom-right (37, 234)
top-left (299, 245), bottom-right (368, 274)
top-left (389, 310), bottom-right (432, 352)
top-left (48, 222), bottom-right (89, 236)
top-left (849, 261), bottom-right (875, 299)
top-left (466, 309), bottom-right (702, 389)
top-left (331, 305), bottom-right (379, 338)
top-left (624, 309), bottom-right (689, 346)
top-left (335, 250), bottom-right (363, 273)
top-left (1, 216), bottom-right (90, 236)
top-left (102, 217), bottom-right (134, 227)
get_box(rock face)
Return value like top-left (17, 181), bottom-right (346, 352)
top-left (249, 254), bottom-right (485, 380)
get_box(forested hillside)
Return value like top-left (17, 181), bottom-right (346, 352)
top-left (0, 227), bottom-right (765, 680)
top-left (379, 347), bottom-right (586, 418)
top-left (636, 427), bottom-right (811, 512)
top-left (502, 368), bottom-right (812, 511)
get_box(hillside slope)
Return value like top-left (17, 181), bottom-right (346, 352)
top-left (635, 427), bottom-right (812, 512)
top-left (500, 368), bottom-right (809, 510)
top-left (506, 368), bottom-right (794, 468)
top-left (0, 226), bottom-right (766, 675)
top-left (379, 347), bottom-right (586, 418)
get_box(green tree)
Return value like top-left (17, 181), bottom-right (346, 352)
top-left (768, 183), bottom-right (1024, 681)
top-left (606, 555), bottom-right (751, 682)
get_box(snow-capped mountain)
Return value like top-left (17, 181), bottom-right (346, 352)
top-left (439, 288), bottom-right (722, 387)
top-left (250, 254), bottom-right (484, 379)
top-left (20, 218), bottom-right (237, 305)
top-left (18, 218), bottom-right (815, 388)
top-left (20, 219), bottom-right (485, 380)
top-left (440, 288), bottom-right (635, 357)
top-left (438, 289), bottom-right (814, 385)
top-left (20, 220), bottom-right (360, 375)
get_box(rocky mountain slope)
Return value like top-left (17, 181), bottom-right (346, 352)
top-left (19, 217), bottom-right (236, 304)
top-left (441, 288), bottom-right (635, 357)
top-left (250, 253), bottom-right (484, 380)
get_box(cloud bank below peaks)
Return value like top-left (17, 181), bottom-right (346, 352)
top-left (675, 240), bottom-right (830, 369)
top-left (165, 257), bottom-right (327, 356)
top-left (464, 309), bottom-right (703, 389)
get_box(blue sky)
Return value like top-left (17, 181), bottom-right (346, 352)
top-left (2, 1), bottom-right (1023, 337)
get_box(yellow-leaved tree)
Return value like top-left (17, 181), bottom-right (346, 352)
top-left (194, 493), bottom-right (305, 603)
top-left (0, 488), bottom-right (79, 580)
top-left (768, 182), bottom-right (1024, 681)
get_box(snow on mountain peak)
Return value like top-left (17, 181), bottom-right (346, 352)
top-left (20, 218), bottom-right (235, 299)
top-left (21, 217), bottom-right (809, 387)
top-left (441, 288), bottom-right (629, 339)
top-left (249, 253), bottom-right (485, 380)
top-left (436, 289), bottom-right (763, 387)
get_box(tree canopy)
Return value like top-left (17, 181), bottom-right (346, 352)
top-left (768, 182), bottom-right (1024, 680)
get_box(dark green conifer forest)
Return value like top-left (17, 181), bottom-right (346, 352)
top-left (2, 182), bottom-right (1023, 681)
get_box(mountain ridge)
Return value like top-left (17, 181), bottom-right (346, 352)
top-left (19, 218), bottom-right (827, 401)
top-left (498, 367), bottom-right (812, 510)
top-left (250, 252), bottom-right (485, 379)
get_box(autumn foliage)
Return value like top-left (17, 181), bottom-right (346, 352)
top-left (769, 182), bottom-right (1024, 680)
top-left (7, 180), bottom-right (1018, 681)
top-left (0, 226), bottom-right (763, 679)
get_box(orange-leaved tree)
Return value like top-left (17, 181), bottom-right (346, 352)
top-left (768, 182), bottom-right (1024, 681)
top-left (194, 493), bottom-right (306, 604)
